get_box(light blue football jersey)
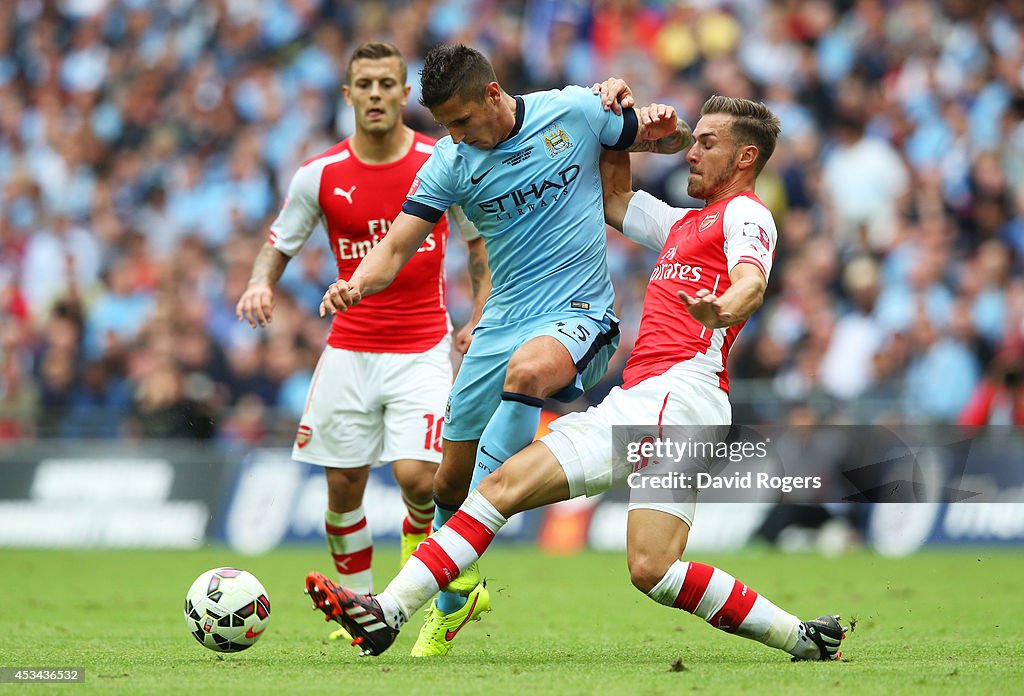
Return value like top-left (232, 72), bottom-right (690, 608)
top-left (403, 86), bottom-right (637, 327)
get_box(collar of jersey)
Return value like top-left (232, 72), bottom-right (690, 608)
top-left (496, 95), bottom-right (525, 147)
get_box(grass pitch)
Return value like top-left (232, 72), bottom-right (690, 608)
top-left (0, 546), bottom-right (1018, 695)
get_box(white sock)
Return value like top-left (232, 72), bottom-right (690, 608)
top-left (324, 507), bottom-right (373, 593)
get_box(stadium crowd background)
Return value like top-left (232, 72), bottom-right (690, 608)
top-left (0, 0), bottom-right (1022, 444)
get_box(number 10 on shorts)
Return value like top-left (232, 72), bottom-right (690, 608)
top-left (422, 414), bottom-right (443, 453)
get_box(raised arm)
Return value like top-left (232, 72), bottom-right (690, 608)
top-left (236, 242), bottom-right (291, 327)
top-left (629, 104), bottom-right (693, 154)
top-left (320, 211), bottom-right (433, 316)
top-left (600, 149), bottom-right (635, 232)
top-left (591, 78), bottom-right (693, 154)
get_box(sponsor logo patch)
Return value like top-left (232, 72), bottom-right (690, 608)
top-left (407, 177), bottom-right (421, 197)
top-left (742, 221), bottom-right (771, 251)
top-left (570, 300), bottom-right (590, 310)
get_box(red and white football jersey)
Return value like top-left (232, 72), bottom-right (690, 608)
top-left (269, 132), bottom-right (475, 353)
top-left (620, 190), bottom-right (777, 392)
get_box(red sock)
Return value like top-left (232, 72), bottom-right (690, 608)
top-left (401, 494), bottom-right (434, 536)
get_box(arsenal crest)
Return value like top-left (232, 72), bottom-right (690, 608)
top-left (296, 424), bottom-right (313, 448)
top-left (699, 212), bottom-right (719, 233)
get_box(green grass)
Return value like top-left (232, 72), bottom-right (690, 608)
top-left (0, 546), bottom-right (1019, 695)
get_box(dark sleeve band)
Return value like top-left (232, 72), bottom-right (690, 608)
top-left (402, 200), bottom-right (445, 223)
top-left (607, 107), bottom-right (639, 151)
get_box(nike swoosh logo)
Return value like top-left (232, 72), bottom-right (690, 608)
top-left (470, 167), bottom-right (494, 185)
top-left (479, 445), bottom-right (503, 465)
top-left (444, 594), bottom-right (480, 641)
top-left (245, 626), bottom-right (265, 639)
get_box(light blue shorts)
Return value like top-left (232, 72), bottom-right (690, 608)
top-left (443, 310), bottom-right (620, 442)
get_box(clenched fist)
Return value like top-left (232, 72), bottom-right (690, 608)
top-left (320, 279), bottom-right (362, 317)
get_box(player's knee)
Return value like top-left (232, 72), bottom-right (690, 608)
top-left (400, 474), bottom-right (435, 505)
top-left (475, 466), bottom-right (514, 511)
top-left (325, 468), bottom-right (368, 510)
top-left (432, 467), bottom-right (469, 507)
top-left (503, 355), bottom-right (546, 395)
top-left (628, 554), bottom-right (674, 595)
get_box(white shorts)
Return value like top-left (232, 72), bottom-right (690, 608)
top-left (292, 335), bottom-right (452, 468)
top-left (540, 365), bottom-right (731, 526)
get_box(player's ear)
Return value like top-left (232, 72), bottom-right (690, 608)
top-left (737, 144), bottom-right (758, 171)
top-left (342, 84), bottom-right (353, 107)
top-left (401, 83), bottom-right (411, 107)
top-left (485, 82), bottom-right (501, 105)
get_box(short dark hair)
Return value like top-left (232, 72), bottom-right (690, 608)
top-left (346, 41), bottom-right (407, 85)
top-left (419, 44), bottom-right (497, 109)
top-left (700, 96), bottom-right (781, 176)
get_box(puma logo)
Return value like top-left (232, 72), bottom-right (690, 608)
top-left (334, 186), bottom-right (356, 204)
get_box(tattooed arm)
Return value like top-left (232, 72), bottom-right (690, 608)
top-left (455, 237), bottom-right (492, 353)
top-left (236, 242), bottom-right (291, 327)
top-left (629, 110), bottom-right (693, 154)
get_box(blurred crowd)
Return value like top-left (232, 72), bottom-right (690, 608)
top-left (1, 0), bottom-right (1023, 444)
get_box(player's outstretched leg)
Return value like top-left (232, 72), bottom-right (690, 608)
top-left (630, 509), bottom-right (848, 661)
top-left (645, 559), bottom-right (849, 661)
top-left (305, 490), bottom-right (507, 656)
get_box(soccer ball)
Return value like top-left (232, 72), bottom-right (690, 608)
top-left (184, 567), bottom-right (271, 652)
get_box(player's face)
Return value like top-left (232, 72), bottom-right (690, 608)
top-left (343, 57), bottom-right (410, 135)
top-left (685, 114), bottom-right (739, 200)
top-left (430, 86), bottom-right (504, 150)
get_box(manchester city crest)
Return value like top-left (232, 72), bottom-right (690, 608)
top-left (543, 122), bottom-right (573, 158)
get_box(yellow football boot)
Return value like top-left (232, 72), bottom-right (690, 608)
top-left (410, 582), bottom-right (491, 657)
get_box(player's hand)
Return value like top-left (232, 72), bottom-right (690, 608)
top-left (236, 282), bottom-right (275, 328)
top-left (678, 289), bottom-right (734, 329)
top-left (591, 77), bottom-right (635, 115)
top-left (320, 279), bottom-right (361, 316)
top-left (454, 323), bottom-right (475, 354)
top-left (638, 103), bottom-right (677, 141)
